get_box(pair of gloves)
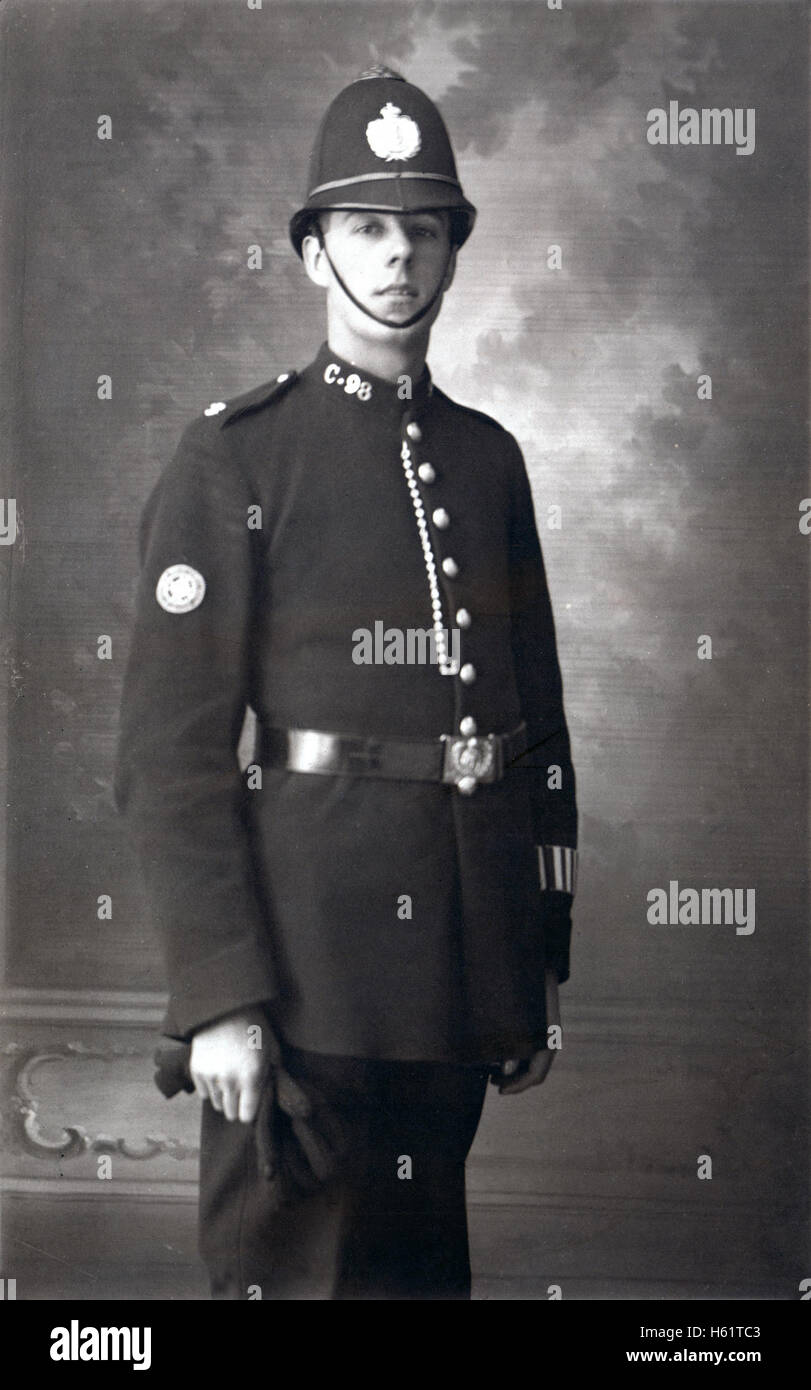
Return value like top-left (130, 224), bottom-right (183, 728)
top-left (153, 1039), bottom-right (349, 1208)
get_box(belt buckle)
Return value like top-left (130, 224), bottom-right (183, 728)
top-left (441, 732), bottom-right (502, 788)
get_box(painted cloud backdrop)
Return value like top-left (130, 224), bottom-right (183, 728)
top-left (5, 1), bottom-right (806, 1029)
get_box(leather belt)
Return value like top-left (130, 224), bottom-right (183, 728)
top-left (257, 722), bottom-right (527, 795)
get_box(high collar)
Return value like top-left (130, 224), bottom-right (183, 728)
top-left (306, 341), bottom-right (434, 427)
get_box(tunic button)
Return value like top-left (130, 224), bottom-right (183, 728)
top-left (442, 557), bottom-right (459, 578)
top-left (457, 776), bottom-right (478, 795)
top-left (418, 463), bottom-right (436, 484)
top-left (406, 422), bottom-right (422, 442)
top-left (432, 508), bottom-right (450, 529)
top-left (455, 607), bottom-right (471, 628)
top-left (276, 372), bottom-right (290, 383)
top-left (459, 663), bottom-right (477, 685)
top-left (459, 716), bottom-right (477, 736)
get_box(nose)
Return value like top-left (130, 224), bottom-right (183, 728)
top-left (385, 220), bottom-right (415, 263)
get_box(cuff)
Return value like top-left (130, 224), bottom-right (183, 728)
top-left (537, 844), bottom-right (578, 895)
top-left (161, 936), bottom-right (280, 1042)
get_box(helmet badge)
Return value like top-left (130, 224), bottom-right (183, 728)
top-left (365, 102), bottom-right (421, 161)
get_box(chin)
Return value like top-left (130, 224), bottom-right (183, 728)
top-left (355, 307), bottom-right (427, 339)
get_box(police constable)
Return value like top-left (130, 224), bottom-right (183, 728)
top-left (115, 66), bottom-right (578, 1300)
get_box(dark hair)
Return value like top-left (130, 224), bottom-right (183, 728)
top-left (301, 213), bottom-right (326, 246)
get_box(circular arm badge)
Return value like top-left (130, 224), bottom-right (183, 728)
top-left (155, 563), bottom-right (206, 614)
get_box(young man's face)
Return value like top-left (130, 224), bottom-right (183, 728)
top-left (303, 208), bottom-right (456, 342)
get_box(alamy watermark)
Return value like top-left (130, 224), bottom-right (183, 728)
top-left (647, 880), bottom-right (755, 935)
top-left (352, 622), bottom-right (461, 667)
top-left (647, 102), bottom-right (755, 156)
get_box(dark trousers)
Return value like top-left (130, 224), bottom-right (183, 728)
top-left (199, 1047), bottom-right (490, 1300)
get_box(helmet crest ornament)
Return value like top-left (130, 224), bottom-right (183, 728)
top-left (365, 103), bottom-right (422, 162)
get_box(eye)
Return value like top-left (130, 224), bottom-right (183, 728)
top-left (414, 224), bottom-right (439, 238)
top-left (355, 220), bottom-right (383, 235)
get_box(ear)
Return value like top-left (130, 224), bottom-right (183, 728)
top-left (301, 232), bottom-right (331, 288)
top-left (441, 246), bottom-right (458, 294)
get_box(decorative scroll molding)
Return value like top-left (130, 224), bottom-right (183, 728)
top-left (3, 1042), bottom-right (198, 1162)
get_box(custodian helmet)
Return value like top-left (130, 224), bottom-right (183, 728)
top-left (289, 66), bottom-right (477, 259)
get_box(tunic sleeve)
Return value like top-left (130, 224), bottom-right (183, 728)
top-left (114, 415), bottom-right (279, 1039)
top-left (505, 432), bottom-right (579, 983)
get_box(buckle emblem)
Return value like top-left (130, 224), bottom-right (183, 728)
top-left (441, 734), bottom-right (500, 786)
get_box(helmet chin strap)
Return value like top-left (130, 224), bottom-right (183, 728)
top-left (320, 241), bottom-right (453, 330)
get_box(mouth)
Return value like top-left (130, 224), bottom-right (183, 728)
top-left (376, 284), bottom-right (419, 298)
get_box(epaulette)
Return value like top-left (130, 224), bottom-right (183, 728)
top-left (200, 371), bottom-right (299, 429)
top-left (431, 385), bottom-right (506, 433)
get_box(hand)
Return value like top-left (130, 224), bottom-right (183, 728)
top-left (497, 967), bottom-right (561, 1095)
top-left (190, 1006), bottom-right (278, 1123)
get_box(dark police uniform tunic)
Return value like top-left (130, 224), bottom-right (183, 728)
top-left (115, 342), bottom-right (577, 1065)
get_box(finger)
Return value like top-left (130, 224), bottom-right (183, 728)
top-left (276, 1068), bottom-right (313, 1120)
top-left (499, 1076), bottom-right (531, 1094)
top-left (500, 1050), bottom-right (550, 1095)
top-left (239, 1074), bottom-right (262, 1125)
top-left (498, 1058), bottom-right (530, 1087)
top-left (221, 1080), bottom-right (239, 1122)
top-left (197, 1073), bottom-right (224, 1111)
top-left (500, 1051), bottom-right (555, 1095)
top-left (499, 1073), bottom-right (532, 1094)
top-left (191, 1072), bottom-right (210, 1103)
